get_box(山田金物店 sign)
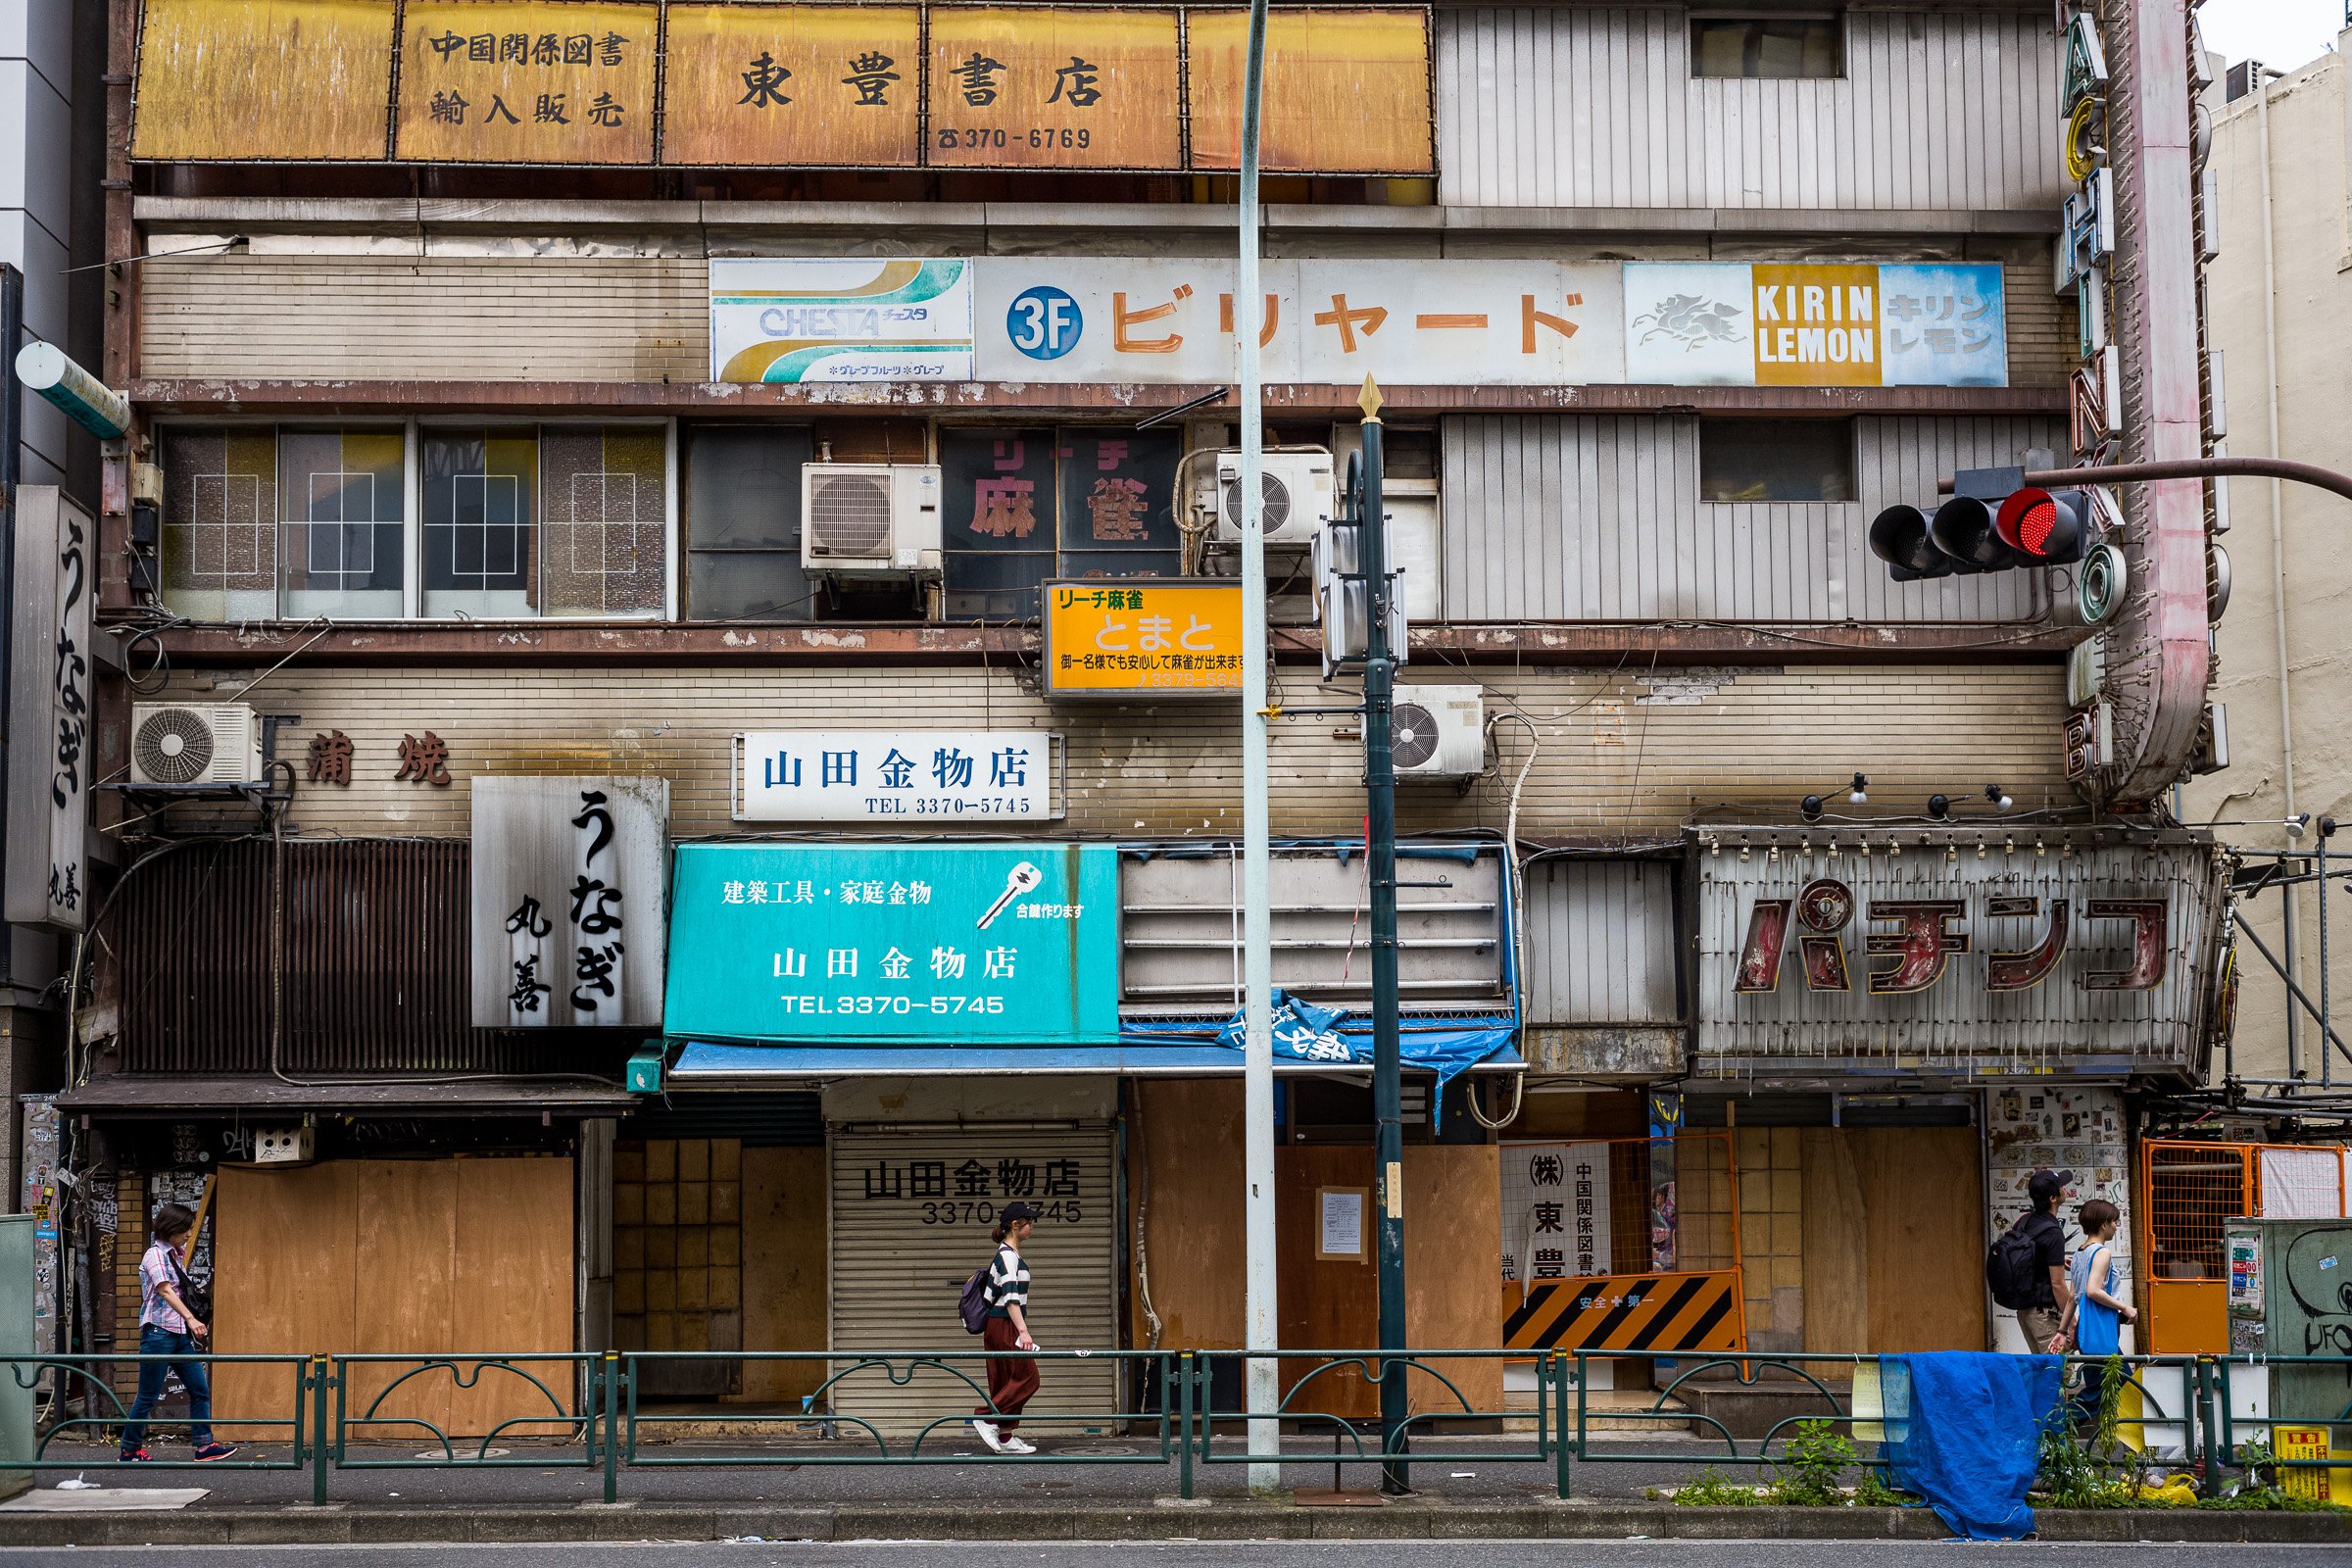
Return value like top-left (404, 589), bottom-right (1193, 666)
top-left (663, 842), bottom-right (1120, 1044)
top-left (733, 731), bottom-right (1059, 822)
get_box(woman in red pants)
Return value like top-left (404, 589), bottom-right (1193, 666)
top-left (972, 1201), bottom-right (1042, 1453)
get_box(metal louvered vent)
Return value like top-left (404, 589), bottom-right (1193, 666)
top-left (132, 707), bottom-right (218, 784)
top-left (806, 471), bottom-right (896, 558)
top-left (1220, 469), bottom-right (1293, 533)
top-left (1391, 702), bottom-right (1440, 769)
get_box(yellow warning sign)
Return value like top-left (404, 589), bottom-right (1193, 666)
top-left (1502, 1270), bottom-right (1745, 1353)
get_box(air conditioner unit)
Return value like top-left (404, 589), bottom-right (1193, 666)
top-left (1214, 451), bottom-right (1335, 545)
top-left (1391, 684), bottom-right (1486, 781)
top-left (129, 702), bottom-right (263, 787)
top-left (801, 464), bottom-right (943, 577)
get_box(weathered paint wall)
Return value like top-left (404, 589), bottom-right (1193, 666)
top-left (140, 660), bottom-right (2073, 841)
top-left (2184, 46), bottom-right (2352, 1085)
top-left (1435, 8), bottom-right (2065, 213)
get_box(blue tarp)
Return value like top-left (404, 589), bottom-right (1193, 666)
top-left (1883, 1351), bottom-right (2063, 1541)
top-left (1121, 990), bottom-right (1518, 1121)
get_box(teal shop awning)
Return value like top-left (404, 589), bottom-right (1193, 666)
top-left (668, 1039), bottom-right (1525, 1086)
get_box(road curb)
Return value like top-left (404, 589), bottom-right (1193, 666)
top-left (0, 1499), bottom-right (2346, 1546)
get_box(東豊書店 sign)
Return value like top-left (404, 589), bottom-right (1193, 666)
top-left (1694, 830), bottom-right (2227, 1075)
top-left (663, 842), bottom-right (1121, 1044)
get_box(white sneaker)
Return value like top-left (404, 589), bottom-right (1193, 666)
top-left (972, 1419), bottom-right (1004, 1453)
top-left (1001, 1436), bottom-right (1037, 1454)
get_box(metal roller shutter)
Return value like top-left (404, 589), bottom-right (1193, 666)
top-left (828, 1124), bottom-right (1118, 1439)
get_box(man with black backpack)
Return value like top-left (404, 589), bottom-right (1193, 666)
top-left (1986, 1169), bottom-right (2075, 1353)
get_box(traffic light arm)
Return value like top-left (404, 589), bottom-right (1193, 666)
top-left (1938, 457), bottom-right (2352, 506)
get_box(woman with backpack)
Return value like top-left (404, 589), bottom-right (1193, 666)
top-left (970, 1201), bottom-right (1041, 1454)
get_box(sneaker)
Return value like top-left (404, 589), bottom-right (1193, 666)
top-left (1001, 1436), bottom-right (1037, 1455)
top-left (971, 1419), bottom-right (1004, 1453)
top-left (193, 1443), bottom-right (240, 1462)
top-left (117, 1447), bottom-right (151, 1463)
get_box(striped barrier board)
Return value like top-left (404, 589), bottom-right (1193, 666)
top-left (1501, 1269), bottom-right (1744, 1352)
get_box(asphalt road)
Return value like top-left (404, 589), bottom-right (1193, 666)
top-left (5, 1543), bottom-right (2348, 1568)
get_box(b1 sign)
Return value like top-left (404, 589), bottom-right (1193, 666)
top-left (734, 732), bottom-right (1056, 821)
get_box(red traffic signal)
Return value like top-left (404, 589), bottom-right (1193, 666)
top-left (1994, 487), bottom-right (2088, 564)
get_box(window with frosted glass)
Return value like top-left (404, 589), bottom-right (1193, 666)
top-left (542, 425), bottom-right (666, 615)
top-left (278, 427), bottom-right (405, 616)
top-left (162, 427), bottom-right (278, 621)
top-left (422, 428), bottom-right (539, 616)
top-left (683, 424), bottom-right (815, 621)
top-left (1690, 17), bottom-right (1843, 79)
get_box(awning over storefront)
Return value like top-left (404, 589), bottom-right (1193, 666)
top-left (669, 1037), bottom-right (1525, 1086)
top-left (56, 1073), bottom-right (635, 1118)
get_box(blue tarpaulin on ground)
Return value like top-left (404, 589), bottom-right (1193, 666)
top-left (1120, 990), bottom-right (1517, 1121)
top-left (1882, 1351), bottom-right (2063, 1541)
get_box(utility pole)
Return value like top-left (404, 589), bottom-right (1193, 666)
top-left (1357, 377), bottom-right (1408, 1494)
top-left (1233, 0), bottom-right (1280, 1499)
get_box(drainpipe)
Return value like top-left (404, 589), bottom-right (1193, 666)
top-left (2257, 67), bottom-right (2305, 1078)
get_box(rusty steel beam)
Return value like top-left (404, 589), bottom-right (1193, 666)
top-left (128, 618), bottom-right (2073, 667)
top-left (126, 377), bottom-right (2070, 418)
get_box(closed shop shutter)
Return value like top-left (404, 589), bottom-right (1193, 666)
top-left (828, 1124), bottom-right (1118, 1438)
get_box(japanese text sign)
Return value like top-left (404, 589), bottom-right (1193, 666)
top-left (395, 0), bottom-right (657, 165)
top-left (663, 4), bottom-right (921, 168)
top-left (974, 258), bottom-right (1624, 385)
top-left (470, 775), bottom-right (670, 1028)
top-left (1625, 263), bottom-right (2009, 388)
top-left (710, 258), bottom-right (975, 383)
top-left (734, 731), bottom-right (1057, 822)
top-left (130, 0), bottom-right (396, 162)
top-left (929, 8), bottom-right (1181, 170)
top-left (1500, 1140), bottom-right (1612, 1287)
top-left (663, 842), bottom-right (1121, 1044)
top-left (1695, 832), bottom-right (2223, 1071)
top-left (1042, 578), bottom-right (1244, 698)
top-left (5, 491), bottom-right (93, 932)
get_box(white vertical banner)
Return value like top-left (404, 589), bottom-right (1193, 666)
top-left (470, 776), bottom-right (670, 1028)
top-left (1500, 1140), bottom-right (1613, 1291)
top-left (5, 488), bottom-right (92, 930)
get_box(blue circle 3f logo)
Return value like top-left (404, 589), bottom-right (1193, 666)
top-left (1007, 287), bottom-right (1082, 361)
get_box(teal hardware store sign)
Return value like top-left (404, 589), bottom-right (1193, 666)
top-left (664, 842), bottom-right (1120, 1043)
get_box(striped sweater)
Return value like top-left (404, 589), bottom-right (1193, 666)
top-left (983, 1244), bottom-right (1030, 1316)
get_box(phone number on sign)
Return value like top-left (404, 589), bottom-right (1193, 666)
top-left (777, 995), bottom-right (1007, 1015)
top-left (918, 1200), bottom-right (1084, 1225)
top-left (936, 127), bottom-right (1093, 153)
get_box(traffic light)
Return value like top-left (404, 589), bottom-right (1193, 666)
top-left (1869, 466), bottom-right (2098, 581)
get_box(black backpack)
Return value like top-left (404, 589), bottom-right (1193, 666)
top-left (958, 1261), bottom-right (993, 1335)
top-left (1985, 1216), bottom-right (2044, 1310)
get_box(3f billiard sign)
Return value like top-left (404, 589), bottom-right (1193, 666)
top-left (1735, 877), bottom-right (2169, 997)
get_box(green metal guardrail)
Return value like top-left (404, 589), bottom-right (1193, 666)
top-left (10, 1348), bottom-right (2346, 1505)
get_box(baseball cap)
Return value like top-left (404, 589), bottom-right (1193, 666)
top-left (1001, 1201), bottom-right (1042, 1223)
top-left (2028, 1169), bottom-right (2070, 1204)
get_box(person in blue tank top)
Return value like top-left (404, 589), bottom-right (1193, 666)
top-left (2055, 1198), bottom-right (2135, 1430)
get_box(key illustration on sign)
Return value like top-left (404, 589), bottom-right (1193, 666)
top-left (978, 861), bottom-right (1043, 929)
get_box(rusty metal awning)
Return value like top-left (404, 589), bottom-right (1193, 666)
top-left (56, 1073), bottom-right (633, 1119)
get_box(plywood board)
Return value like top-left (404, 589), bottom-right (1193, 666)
top-left (1402, 1143), bottom-right (1503, 1416)
top-left (449, 1157), bottom-right (576, 1438)
top-left (214, 1163), bottom-right (357, 1442)
top-left (1859, 1128), bottom-right (1986, 1353)
top-left (1799, 1129), bottom-right (1869, 1359)
top-left (1184, 9), bottom-right (1434, 173)
top-left (349, 1160), bottom-right (458, 1443)
top-left (1127, 1079), bottom-right (1246, 1348)
top-left (737, 1147), bottom-right (828, 1405)
top-left (1277, 1146), bottom-right (1379, 1420)
top-left (131, 0), bottom-right (395, 162)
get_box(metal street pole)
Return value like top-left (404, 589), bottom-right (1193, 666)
top-left (1357, 380), bottom-right (1408, 1494)
top-left (1234, 0), bottom-right (1281, 1499)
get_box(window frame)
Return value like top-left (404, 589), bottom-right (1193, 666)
top-left (152, 416), bottom-right (677, 624)
top-left (1696, 416), bottom-right (1858, 506)
top-left (1688, 12), bottom-right (1847, 82)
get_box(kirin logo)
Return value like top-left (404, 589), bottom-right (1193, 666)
top-left (1736, 877), bottom-right (2168, 996)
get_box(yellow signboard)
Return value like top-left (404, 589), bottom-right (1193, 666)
top-left (131, 0), bottom-right (396, 162)
top-left (663, 4), bottom-right (921, 168)
top-left (1186, 9), bottom-right (1433, 174)
top-left (393, 0), bottom-right (659, 165)
top-left (928, 8), bottom-right (1182, 170)
top-left (1750, 263), bottom-right (1883, 388)
top-left (1043, 579), bottom-right (1243, 698)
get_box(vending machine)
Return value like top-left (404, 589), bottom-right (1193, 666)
top-left (2222, 1215), bottom-right (2352, 1501)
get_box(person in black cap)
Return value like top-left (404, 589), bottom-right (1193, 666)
top-left (971, 1202), bottom-right (1042, 1453)
top-left (2014, 1170), bottom-right (2076, 1353)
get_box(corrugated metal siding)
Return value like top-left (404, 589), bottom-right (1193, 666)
top-left (144, 662), bottom-right (2076, 840)
top-left (1692, 832), bottom-right (2225, 1073)
top-left (112, 837), bottom-right (586, 1074)
top-left (138, 256), bottom-right (711, 382)
top-left (1441, 414), bottom-right (2068, 622)
top-left (1437, 8), bottom-right (2064, 212)
top-left (828, 1127), bottom-right (1118, 1433)
top-left (1520, 858), bottom-right (1679, 1025)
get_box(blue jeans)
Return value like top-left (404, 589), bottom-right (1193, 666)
top-left (122, 1325), bottom-right (212, 1451)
